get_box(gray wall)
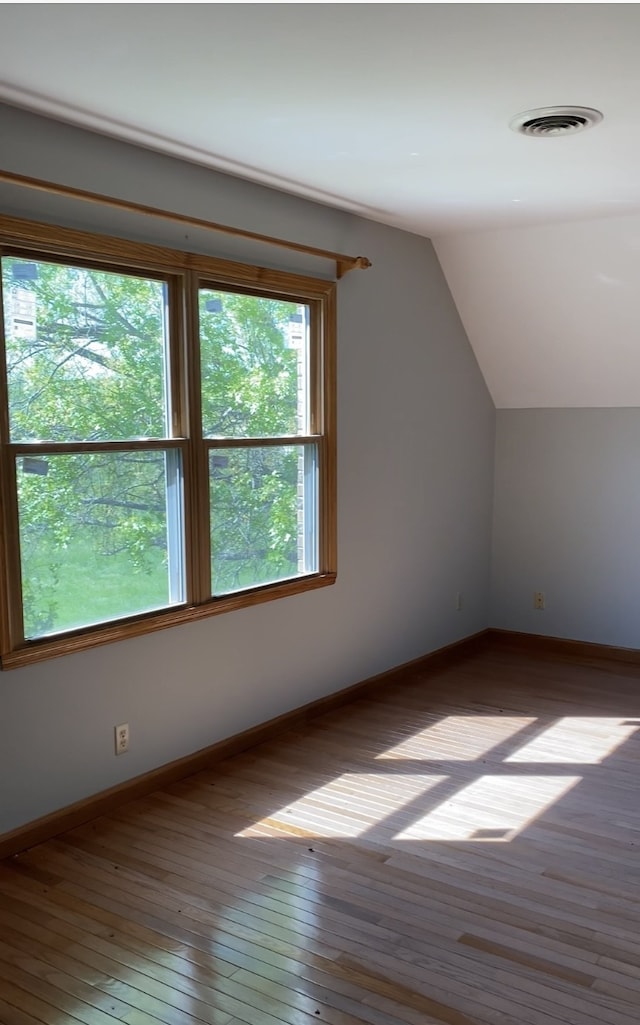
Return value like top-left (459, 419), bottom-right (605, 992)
top-left (492, 408), bottom-right (640, 648)
top-left (0, 105), bottom-right (495, 834)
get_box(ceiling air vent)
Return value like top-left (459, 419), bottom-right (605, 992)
top-left (510, 106), bottom-right (603, 137)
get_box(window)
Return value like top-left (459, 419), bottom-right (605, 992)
top-left (0, 216), bottom-right (336, 667)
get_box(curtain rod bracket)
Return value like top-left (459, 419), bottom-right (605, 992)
top-left (337, 256), bottom-right (372, 278)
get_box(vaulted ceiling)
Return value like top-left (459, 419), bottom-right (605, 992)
top-left (1, 4), bottom-right (639, 408)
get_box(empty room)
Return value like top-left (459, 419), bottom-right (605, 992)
top-left (0, 5), bottom-right (639, 1025)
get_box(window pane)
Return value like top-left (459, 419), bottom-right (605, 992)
top-left (199, 290), bottom-right (309, 438)
top-left (2, 257), bottom-right (170, 442)
top-left (17, 450), bottom-right (184, 638)
top-left (210, 445), bottom-right (317, 595)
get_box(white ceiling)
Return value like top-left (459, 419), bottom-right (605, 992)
top-left (1, 3), bottom-right (640, 407)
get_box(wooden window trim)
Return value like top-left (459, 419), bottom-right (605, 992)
top-left (0, 214), bottom-right (337, 669)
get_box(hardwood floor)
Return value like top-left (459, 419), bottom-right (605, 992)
top-left (2, 641), bottom-right (640, 1025)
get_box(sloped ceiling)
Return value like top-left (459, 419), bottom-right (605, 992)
top-left (1, 4), bottom-right (640, 407)
top-left (434, 214), bottom-right (640, 408)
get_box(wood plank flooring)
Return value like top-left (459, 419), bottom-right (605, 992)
top-left (2, 641), bottom-right (640, 1025)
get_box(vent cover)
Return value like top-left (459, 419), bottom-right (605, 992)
top-left (510, 106), bottom-right (603, 137)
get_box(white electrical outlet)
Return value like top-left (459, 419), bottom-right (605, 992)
top-left (533, 591), bottom-right (545, 610)
top-left (456, 591), bottom-right (463, 611)
top-left (115, 722), bottom-right (129, 755)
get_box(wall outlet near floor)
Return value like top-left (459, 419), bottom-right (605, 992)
top-left (533, 591), bottom-right (545, 611)
top-left (456, 591), bottom-right (463, 611)
top-left (114, 722), bottom-right (130, 755)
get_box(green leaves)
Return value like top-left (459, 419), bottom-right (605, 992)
top-left (199, 289), bottom-right (305, 438)
top-left (1, 259), bottom-right (314, 636)
top-left (3, 257), bottom-right (168, 442)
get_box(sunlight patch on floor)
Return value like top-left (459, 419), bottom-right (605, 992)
top-left (376, 715), bottom-right (536, 761)
top-left (392, 775), bottom-right (582, 842)
top-left (235, 716), bottom-right (635, 843)
top-left (504, 717), bottom-right (638, 764)
top-left (235, 773), bottom-right (448, 838)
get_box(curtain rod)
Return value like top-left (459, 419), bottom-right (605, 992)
top-left (0, 169), bottom-right (372, 278)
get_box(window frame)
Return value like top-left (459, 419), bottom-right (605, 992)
top-left (0, 214), bottom-right (336, 669)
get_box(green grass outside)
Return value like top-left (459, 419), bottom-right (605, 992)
top-left (22, 520), bottom-right (302, 637)
top-left (22, 535), bottom-right (171, 638)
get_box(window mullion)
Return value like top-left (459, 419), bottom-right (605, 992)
top-left (184, 271), bottom-right (211, 605)
top-left (0, 262), bottom-right (24, 651)
top-left (319, 286), bottom-right (336, 574)
top-left (0, 259), bottom-right (13, 448)
top-left (1, 453), bottom-right (24, 651)
top-left (164, 273), bottom-right (191, 608)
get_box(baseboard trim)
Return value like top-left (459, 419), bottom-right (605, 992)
top-left (0, 629), bottom-right (488, 860)
top-left (488, 627), bottom-right (640, 667)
